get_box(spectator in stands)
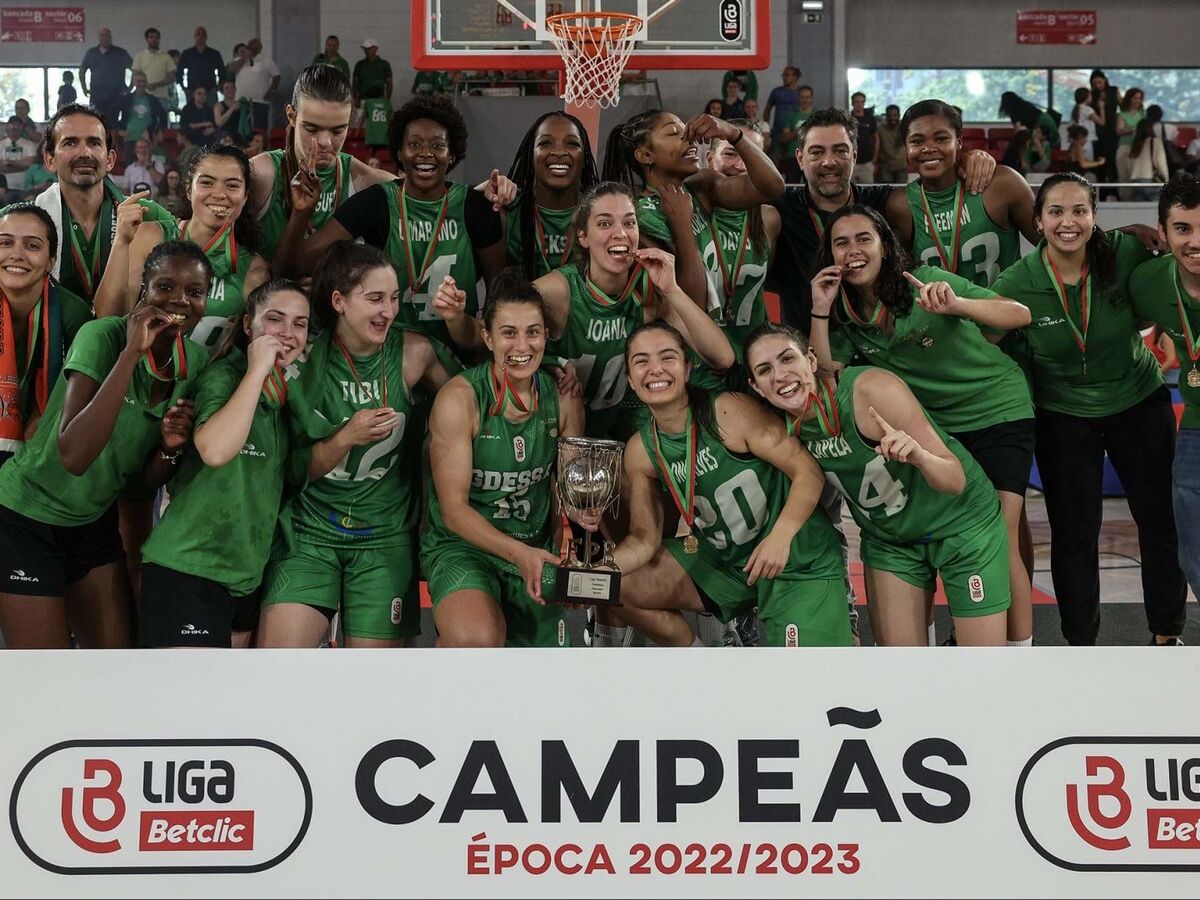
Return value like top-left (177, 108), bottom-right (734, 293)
top-left (1065, 125), bottom-right (1106, 181)
top-left (778, 84), bottom-right (814, 182)
top-left (722, 69), bottom-right (757, 102)
top-left (0, 175), bottom-right (8, 206)
top-left (1090, 69), bottom-right (1121, 190)
top-left (178, 26), bottom-right (224, 110)
top-left (213, 80), bottom-right (247, 143)
top-left (1185, 134), bottom-right (1200, 173)
top-left (998, 91), bottom-right (1056, 172)
top-left (180, 86), bottom-right (218, 147)
top-left (164, 50), bottom-right (184, 113)
top-left (361, 86), bottom-right (392, 153)
top-left (1115, 86), bottom-right (1146, 197)
top-left (411, 70), bottom-right (453, 97)
top-left (117, 72), bottom-right (168, 163)
top-left (704, 99), bottom-right (723, 117)
top-left (1128, 119), bottom-right (1169, 201)
top-left (1068, 86), bottom-right (1101, 156)
top-left (1001, 129), bottom-right (1030, 175)
top-left (0, 116), bottom-right (38, 199)
top-left (21, 142), bottom-right (56, 198)
top-left (313, 35), bottom-right (351, 79)
top-left (243, 130), bottom-right (265, 158)
top-left (742, 98), bottom-right (769, 149)
top-left (121, 138), bottom-right (165, 194)
top-left (719, 77), bottom-right (744, 120)
top-left (80, 27), bottom-right (132, 125)
top-left (157, 166), bottom-right (188, 217)
top-left (132, 28), bottom-right (176, 106)
top-left (1146, 104), bottom-right (1183, 177)
top-left (764, 65), bottom-right (802, 167)
top-left (850, 92), bottom-right (878, 184)
top-left (12, 99), bottom-right (41, 143)
top-left (57, 72), bottom-right (78, 111)
top-left (875, 104), bottom-right (907, 184)
top-left (231, 38), bottom-right (279, 130)
top-left (353, 38), bottom-right (393, 106)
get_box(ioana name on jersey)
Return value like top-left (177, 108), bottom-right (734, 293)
top-left (585, 318), bottom-right (629, 342)
top-left (668, 446), bottom-right (720, 484)
top-left (471, 465), bottom-right (551, 492)
top-left (403, 219), bottom-right (462, 242)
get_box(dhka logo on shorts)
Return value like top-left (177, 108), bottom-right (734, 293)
top-left (239, 443), bottom-right (267, 459)
top-left (10, 569), bottom-right (38, 583)
top-left (968, 574), bottom-right (985, 603)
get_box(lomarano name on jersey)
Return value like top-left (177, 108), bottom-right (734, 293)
top-left (405, 219), bottom-right (462, 243)
top-left (804, 434), bottom-right (853, 460)
top-left (586, 318), bottom-right (630, 342)
top-left (668, 446), bottom-right (719, 484)
top-left (472, 465), bottom-right (552, 492)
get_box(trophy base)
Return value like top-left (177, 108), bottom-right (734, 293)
top-left (552, 565), bottom-right (622, 606)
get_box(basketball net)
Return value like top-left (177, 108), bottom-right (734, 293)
top-left (544, 12), bottom-right (643, 109)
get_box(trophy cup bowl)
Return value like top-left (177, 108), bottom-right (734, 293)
top-left (553, 437), bottom-right (624, 605)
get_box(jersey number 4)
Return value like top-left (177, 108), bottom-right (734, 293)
top-left (826, 455), bottom-right (908, 517)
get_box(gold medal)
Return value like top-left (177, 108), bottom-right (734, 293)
top-left (921, 335), bottom-right (934, 348)
top-left (1188, 366), bottom-right (1200, 389)
top-left (683, 533), bottom-right (699, 554)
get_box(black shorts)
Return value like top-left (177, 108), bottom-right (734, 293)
top-left (950, 418), bottom-right (1036, 497)
top-left (139, 563), bottom-right (261, 648)
top-left (0, 504), bottom-right (125, 597)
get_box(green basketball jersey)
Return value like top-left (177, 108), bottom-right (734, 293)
top-left (159, 219), bottom-right (261, 353)
top-left (141, 350), bottom-right (288, 594)
top-left (547, 263), bottom-right (649, 441)
top-left (0, 317), bottom-right (209, 526)
top-left (505, 201), bottom-right (575, 277)
top-left (381, 180), bottom-right (478, 348)
top-left (706, 207), bottom-right (770, 361)
top-left (257, 149), bottom-right (356, 262)
top-left (636, 188), bottom-right (721, 313)
top-left (797, 367), bottom-right (998, 544)
top-left (905, 180), bottom-right (1021, 288)
top-left (284, 326), bottom-right (418, 547)
top-left (1131, 254), bottom-right (1200, 429)
top-left (426, 363), bottom-right (560, 554)
top-left (638, 395), bottom-right (843, 581)
top-left (363, 97), bottom-right (392, 146)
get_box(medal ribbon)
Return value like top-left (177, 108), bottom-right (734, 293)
top-left (334, 335), bottom-right (388, 407)
top-left (143, 333), bottom-right (188, 382)
top-left (839, 287), bottom-right (886, 328)
top-left (806, 186), bottom-right (858, 243)
top-left (918, 180), bottom-right (966, 274)
top-left (62, 179), bottom-right (121, 299)
top-left (708, 211), bottom-right (750, 299)
top-left (261, 365), bottom-right (289, 409)
top-left (398, 187), bottom-right (451, 290)
top-left (535, 207), bottom-right (574, 271)
top-left (649, 409), bottom-right (698, 534)
top-left (585, 262), bottom-right (647, 308)
top-left (1172, 261), bottom-right (1200, 370)
top-left (488, 363), bottom-right (539, 416)
top-left (182, 219), bottom-right (239, 274)
top-left (1042, 249), bottom-right (1091, 361)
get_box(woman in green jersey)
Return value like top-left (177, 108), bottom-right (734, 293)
top-left (424, 271), bottom-right (584, 647)
top-left (141, 279), bottom-right (310, 648)
top-left (991, 172), bottom-right (1186, 645)
top-left (94, 145), bottom-right (270, 353)
top-left (809, 204), bottom-right (1035, 646)
top-left (589, 320), bottom-right (851, 647)
top-left (604, 108), bottom-right (784, 334)
top-left (258, 242), bottom-right (456, 648)
top-left (0, 241), bottom-right (210, 648)
top-left (746, 325), bottom-right (1012, 646)
top-left (0, 203), bottom-right (93, 464)
top-left (503, 111), bottom-right (600, 280)
top-left (435, 181), bottom-right (734, 441)
top-left (248, 64), bottom-right (395, 263)
top-left (1131, 174), bottom-right (1200, 603)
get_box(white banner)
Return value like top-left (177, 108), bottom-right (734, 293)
top-left (1, 649), bottom-right (1198, 898)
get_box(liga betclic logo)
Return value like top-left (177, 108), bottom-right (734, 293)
top-left (9, 739), bottom-right (312, 874)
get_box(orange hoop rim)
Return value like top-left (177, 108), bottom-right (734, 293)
top-left (544, 11), bottom-right (644, 45)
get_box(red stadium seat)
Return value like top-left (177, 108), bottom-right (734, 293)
top-left (1177, 126), bottom-right (1197, 149)
top-left (962, 127), bottom-right (986, 141)
top-left (269, 127), bottom-right (288, 149)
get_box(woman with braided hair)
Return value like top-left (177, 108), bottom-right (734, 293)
top-left (248, 63), bottom-right (396, 264)
top-left (502, 111), bottom-right (600, 280)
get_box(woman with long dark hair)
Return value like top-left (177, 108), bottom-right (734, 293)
top-left (807, 204), bottom-right (1036, 645)
top-left (992, 172), bottom-right (1186, 645)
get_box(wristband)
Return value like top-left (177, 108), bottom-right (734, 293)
top-left (159, 446), bottom-right (183, 463)
top-left (730, 128), bottom-right (744, 146)
top-left (810, 312), bottom-right (830, 320)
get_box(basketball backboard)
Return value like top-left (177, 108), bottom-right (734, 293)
top-left (410, 0), bottom-right (770, 71)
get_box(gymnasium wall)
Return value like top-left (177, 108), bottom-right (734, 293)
top-left (0, 1), bottom-right (260, 68)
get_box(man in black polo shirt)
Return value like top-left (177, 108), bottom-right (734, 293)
top-left (770, 107), bottom-right (996, 332)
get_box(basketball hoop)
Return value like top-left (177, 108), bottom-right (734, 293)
top-left (544, 12), bottom-right (643, 109)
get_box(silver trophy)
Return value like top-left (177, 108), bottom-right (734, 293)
top-left (554, 437), bottom-right (623, 605)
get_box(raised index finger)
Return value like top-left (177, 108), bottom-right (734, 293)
top-left (125, 190), bottom-right (152, 203)
top-left (867, 406), bottom-right (894, 433)
top-left (902, 271), bottom-right (925, 290)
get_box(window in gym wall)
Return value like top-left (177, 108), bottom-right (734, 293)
top-left (846, 68), bottom-right (1049, 123)
top-left (0, 67), bottom-right (50, 123)
top-left (1054, 68), bottom-right (1200, 120)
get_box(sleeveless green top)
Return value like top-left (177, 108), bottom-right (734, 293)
top-left (257, 148), bottom-right (356, 261)
top-left (905, 179), bottom-right (1021, 288)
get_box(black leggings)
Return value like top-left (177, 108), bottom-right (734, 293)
top-left (1034, 387), bottom-right (1186, 644)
